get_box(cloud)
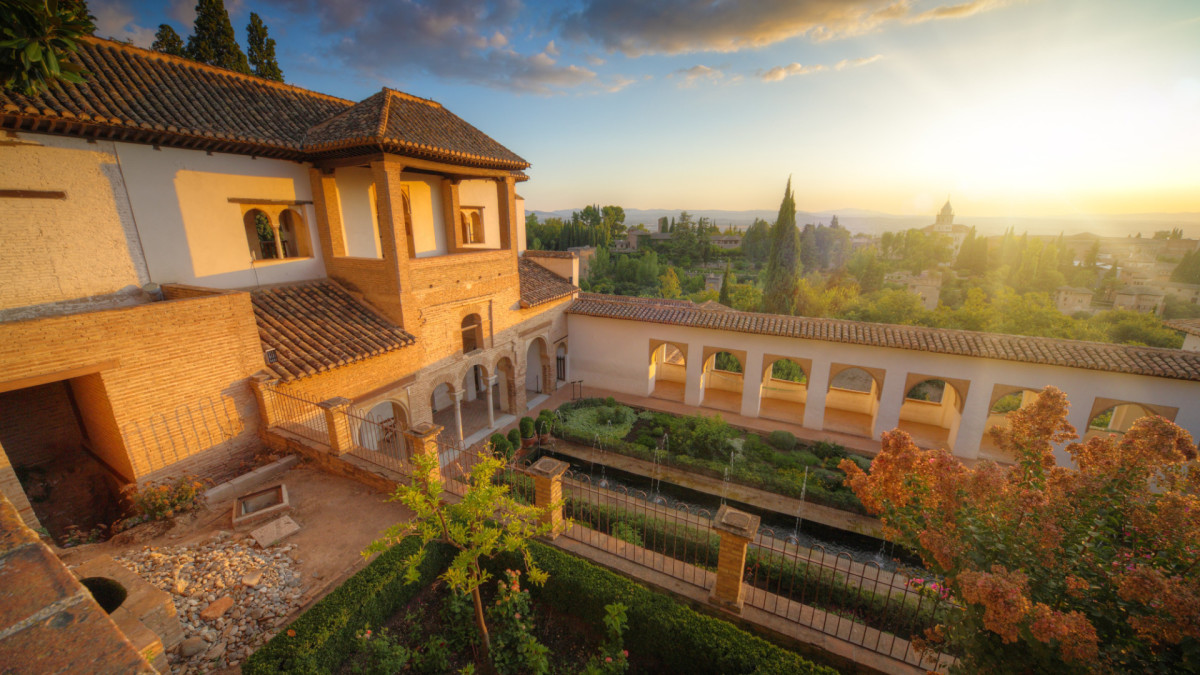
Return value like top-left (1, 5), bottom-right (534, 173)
top-left (760, 53), bottom-right (882, 81)
top-left (91, 1), bottom-right (156, 47)
top-left (556, 0), bottom-right (1012, 56)
top-left (671, 64), bottom-right (725, 87)
top-left (260, 0), bottom-right (620, 94)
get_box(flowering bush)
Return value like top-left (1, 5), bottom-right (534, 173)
top-left (487, 569), bottom-right (549, 675)
top-left (581, 602), bottom-right (630, 674)
top-left (121, 475), bottom-right (206, 523)
top-left (841, 386), bottom-right (1200, 673)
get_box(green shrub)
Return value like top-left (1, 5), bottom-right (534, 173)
top-left (848, 454), bottom-right (872, 472)
top-left (809, 441), bottom-right (847, 460)
top-left (520, 416), bottom-right (535, 439)
top-left (486, 542), bottom-right (839, 675)
top-left (766, 430), bottom-right (797, 451)
top-left (244, 539), bottom-right (453, 674)
top-left (508, 428), bottom-right (522, 448)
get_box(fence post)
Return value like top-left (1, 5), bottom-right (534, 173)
top-left (526, 457), bottom-right (569, 538)
top-left (318, 397), bottom-right (353, 454)
top-left (709, 504), bottom-right (761, 614)
top-left (249, 373), bottom-right (278, 431)
top-left (403, 423), bottom-right (444, 486)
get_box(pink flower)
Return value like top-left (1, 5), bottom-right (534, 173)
top-left (606, 657), bottom-right (612, 663)
top-left (622, 650), bottom-right (629, 657)
top-left (514, 613), bottom-right (521, 620)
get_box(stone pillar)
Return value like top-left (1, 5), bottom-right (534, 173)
top-left (249, 373), bottom-right (279, 431)
top-left (526, 456), bottom-right (569, 538)
top-left (319, 397), bottom-right (354, 455)
top-left (684, 345), bottom-right (704, 407)
top-left (1061, 388), bottom-right (1096, 467)
top-left (802, 359), bottom-right (830, 431)
top-left (452, 390), bottom-right (465, 442)
top-left (952, 381), bottom-right (994, 460)
top-left (710, 505), bottom-right (760, 613)
top-left (403, 423), bottom-right (444, 486)
top-left (873, 371), bottom-right (907, 440)
top-left (486, 376), bottom-right (497, 429)
top-left (542, 363), bottom-right (557, 394)
top-left (740, 350), bottom-right (764, 419)
top-left (442, 179), bottom-right (463, 252)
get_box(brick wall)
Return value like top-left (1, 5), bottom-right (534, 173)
top-left (0, 291), bottom-right (264, 493)
top-left (0, 382), bottom-right (82, 470)
top-left (0, 134), bottom-right (148, 312)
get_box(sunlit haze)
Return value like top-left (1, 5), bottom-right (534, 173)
top-left (95, 0), bottom-right (1200, 220)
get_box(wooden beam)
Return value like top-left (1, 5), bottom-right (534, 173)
top-left (227, 197), bottom-right (313, 206)
top-left (0, 189), bottom-right (66, 199)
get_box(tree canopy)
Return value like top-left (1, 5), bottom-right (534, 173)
top-left (245, 12), bottom-right (282, 81)
top-left (186, 0), bottom-right (250, 74)
top-left (763, 178), bottom-right (801, 315)
top-left (151, 24), bottom-right (185, 56)
top-left (1, 0), bottom-right (95, 95)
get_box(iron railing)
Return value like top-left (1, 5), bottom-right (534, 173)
top-left (267, 387), bottom-right (328, 445)
top-left (344, 406), bottom-right (411, 476)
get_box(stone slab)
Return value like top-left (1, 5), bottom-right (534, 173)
top-left (205, 455), bottom-right (299, 504)
top-left (250, 515), bottom-right (300, 548)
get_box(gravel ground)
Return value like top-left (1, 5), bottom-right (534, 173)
top-left (116, 531), bottom-right (306, 673)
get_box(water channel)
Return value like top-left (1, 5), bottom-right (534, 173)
top-left (530, 446), bottom-right (920, 572)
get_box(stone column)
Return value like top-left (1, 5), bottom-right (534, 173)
top-left (952, 381), bottom-right (994, 460)
top-left (452, 390), bottom-right (465, 443)
top-left (319, 397), bottom-right (354, 455)
top-left (526, 456), bottom-right (569, 538)
top-left (486, 376), bottom-right (497, 429)
top-left (542, 363), bottom-right (557, 394)
top-left (872, 371), bottom-right (908, 440)
top-left (441, 179), bottom-right (464, 252)
top-left (740, 350), bottom-right (764, 419)
top-left (403, 423), bottom-right (444, 486)
top-left (709, 505), bottom-right (761, 613)
top-left (249, 373), bottom-right (279, 431)
top-left (802, 359), bottom-right (830, 431)
top-left (684, 345), bottom-right (704, 407)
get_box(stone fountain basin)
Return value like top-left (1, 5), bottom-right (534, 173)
top-left (231, 483), bottom-right (290, 531)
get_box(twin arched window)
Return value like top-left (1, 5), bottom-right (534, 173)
top-left (460, 207), bottom-right (484, 244)
top-left (461, 313), bottom-right (483, 353)
top-left (243, 208), bottom-right (312, 261)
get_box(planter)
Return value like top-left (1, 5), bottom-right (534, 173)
top-left (538, 432), bottom-right (552, 445)
top-left (521, 436), bottom-right (536, 449)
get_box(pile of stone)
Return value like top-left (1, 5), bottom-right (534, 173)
top-left (116, 531), bottom-right (305, 672)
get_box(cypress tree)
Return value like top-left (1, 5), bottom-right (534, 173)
top-left (763, 178), bottom-right (802, 315)
top-left (246, 13), bottom-right (283, 81)
top-left (718, 263), bottom-right (733, 305)
top-left (186, 0), bottom-right (250, 74)
top-left (151, 24), bottom-right (185, 56)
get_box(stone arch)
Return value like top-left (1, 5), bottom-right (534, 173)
top-left (461, 313), bottom-right (484, 354)
top-left (428, 379), bottom-right (458, 416)
top-left (493, 355), bottom-right (518, 415)
top-left (648, 340), bottom-right (687, 402)
top-left (979, 386), bottom-right (1044, 460)
top-left (898, 376), bottom-right (968, 451)
top-left (700, 347), bottom-right (746, 413)
top-left (525, 336), bottom-right (550, 397)
top-left (1083, 399), bottom-right (1175, 442)
top-left (358, 399), bottom-right (409, 455)
top-left (243, 208), bottom-right (276, 261)
top-left (759, 356), bottom-right (810, 424)
top-left (277, 208), bottom-right (312, 258)
top-left (823, 364), bottom-right (885, 439)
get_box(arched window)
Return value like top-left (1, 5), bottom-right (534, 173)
top-left (277, 209), bottom-right (312, 259)
top-left (461, 314), bottom-right (482, 353)
top-left (243, 209), bottom-right (277, 261)
top-left (460, 207), bottom-right (484, 244)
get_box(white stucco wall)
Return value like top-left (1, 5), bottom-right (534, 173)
top-left (334, 166), bottom-right (381, 259)
top-left (567, 313), bottom-right (1200, 466)
top-left (458, 179), bottom-right (501, 250)
top-left (0, 133), bottom-right (149, 311)
top-left (116, 142), bottom-right (324, 288)
top-left (1184, 334), bottom-right (1200, 352)
top-left (516, 195), bottom-right (526, 254)
top-left (403, 172), bottom-right (446, 257)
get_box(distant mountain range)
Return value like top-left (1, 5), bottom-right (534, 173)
top-left (529, 207), bottom-right (1200, 239)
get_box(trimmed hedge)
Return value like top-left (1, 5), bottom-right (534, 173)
top-left (243, 538), bottom-right (454, 674)
top-left (487, 541), bottom-right (839, 675)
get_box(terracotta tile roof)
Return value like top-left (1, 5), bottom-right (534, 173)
top-left (303, 89), bottom-right (527, 168)
top-left (568, 293), bottom-right (1200, 382)
top-left (251, 280), bottom-right (415, 381)
top-left (518, 258), bottom-right (577, 308)
top-left (1167, 318), bottom-right (1200, 337)
top-left (697, 300), bottom-right (734, 312)
top-left (0, 38), bottom-right (526, 169)
top-left (524, 249), bottom-right (576, 259)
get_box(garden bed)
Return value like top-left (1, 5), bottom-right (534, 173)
top-left (552, 398), bottom-right (872, 515)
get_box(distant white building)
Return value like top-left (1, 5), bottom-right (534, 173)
top-left (921, 200), bottom-right (971, 255)
top-left (1113, 286), bottom-right (1166, 316)
top-left (1166, 319), bottom-right (1200, 352)
top-left (1055, 286), bottom-right (1093, 315)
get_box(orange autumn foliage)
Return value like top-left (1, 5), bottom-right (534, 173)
top-left (840, 386), bottom-right (1200, 673)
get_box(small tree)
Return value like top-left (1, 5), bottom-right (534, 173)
top-left (658, 267), bottom-right (682, 299)
top-left (841, 386), bottom-right (1200, 673)
top-left (186, 0), bottom-right (249, 74)
top-left (364, 450), bottom-right (557, 662)
top-left (151, 24), bottom-right (185, 56)
top-left (245, 12), bottom-right (282, 81)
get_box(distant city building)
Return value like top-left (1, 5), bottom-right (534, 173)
top-left (1055, 286), bottom-right (1094, 315)
top-left (566, 246), bottom-right (596, 280)
top-left (704, 273), bottom-right (723, 293)
top-left (1113, 286), bottom-right (1166, 316)
top-left (1147, 281), bottom-right (1200, 305)
top-left (1166, 319), bottom-right (1200, 352)
top-left (887, 270), bottom-right (941, 310)
top-left (921, 200), bottom-right (971, 255)
top-left (849, 234), bottom-right (876, 250)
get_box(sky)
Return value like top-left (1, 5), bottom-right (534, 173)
top-left (92, 0), bottom-right (1200, 219)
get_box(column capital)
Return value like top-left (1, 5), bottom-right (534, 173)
top-left (712, 504), bottom-right (760, 541)
top-left (451, 390), bottom-right (465, 402)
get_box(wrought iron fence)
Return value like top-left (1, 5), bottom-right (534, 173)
top-left (343, 406), bottom-right (411, 476)
top-left (744, 529), bottom-right (953, 670)
top-left (267, 387), bottom-right (328, 445)
top-left (561, 471), bottom-right (717, 591)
